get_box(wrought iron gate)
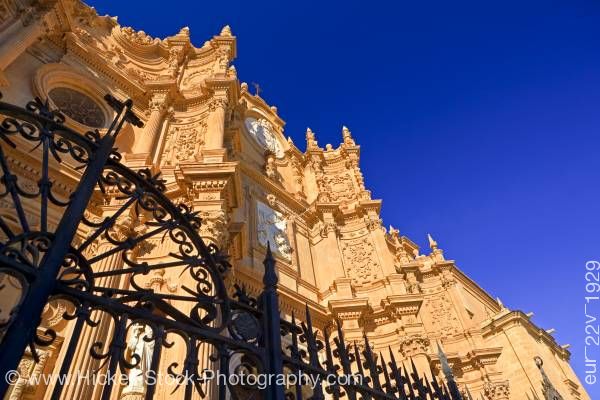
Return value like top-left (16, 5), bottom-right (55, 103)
top-left (0, 94), bottom-right (464, 400)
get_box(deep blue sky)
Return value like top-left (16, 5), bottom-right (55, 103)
top-left (89, 0), bottom-right (600, 394)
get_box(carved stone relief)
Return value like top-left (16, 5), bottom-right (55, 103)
top-left (341, 237), bottom-right (379, 285)
top-left (162, 123), bottom-right (206, 165)
top-left (321, 172), bottom-right (355, 202)
top-left (118, 26), bottom-right (159, 46)
top-left (8, 347), bottom-right (50, 400)
top-left (483, 380), bottom-right (510, 400)
top-left (199, 209), bottom-right (229, 247)
top-left (256, 201), bottom-right (292, 262)
top-left (425, 293), bottom-right (460, 338)
top-left (244, 117), bottom-right (283, 158)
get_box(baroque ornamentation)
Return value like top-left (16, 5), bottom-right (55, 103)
top-left (256, 201), bottom-right (292, 261)
top-left (144, 269), bottom-right (178, 293)
top-left (341, 237), bottom-right (379, 285)
top-left (320, 221), bottom-right (338, 238)
top-left (365, 217), bottom-right (382, 232)
top-left (483, 380), bottom-right (510, 400)
top-left (9, 348), bottom-right (50, 400)
top-left (119, 26), bottom-right (159, 46)
top-left (213, 46), bottom-right (231, 74)
top-left (399, 335), bottom-right (430, 358)
top-left (321, 172), bottom-right (355, 202)
top-left (426, 293), bottom-right (460, 338)
top-left (264, 151), bottom-right (277, 180)
top-left (199, 209), bottom-right (229, 247)
top-left (306, 127), bottom-right (319, 149)
top-left (405, 271), bottom-right (421, 294)
top-left (162, 123), bottom-right (206, 165)
top-left (122, 324), bottom-right (154, 398)
top-left (244, 117), bottom-right (283, 158)
top-left (342, 126), bottom-right (355, 146)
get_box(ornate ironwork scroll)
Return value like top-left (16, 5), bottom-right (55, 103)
top-left (0, 93), bottom-right (463, 400)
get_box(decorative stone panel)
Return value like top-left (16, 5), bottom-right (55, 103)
top-left (341, 237), bottom-right (379, 285)
top-left (483, 380), bottom-right (510, 400)
top-left (256, 201), bottom-right (292, 261)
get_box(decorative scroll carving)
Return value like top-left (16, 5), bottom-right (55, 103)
top-left (8, 348), bottom-right (50, 400)
top-left (162, 123), bottom-right (206, 165)
top-left (399, 335), bottom-right (430, 358)
top-left (256, 201), bottom-right (292, 261)
top-left (341, 237), bottom-right (379, 285)
top-left (321, 172), bottom-right (355, 202)
top-left (483, 380), bottom-right (510, 400)
top-left (426, 293), bottom-right (460, 338)
top-left (119, 26), bottom-right (159, 46)
top-left (199, 209), bottom-right (229, 247)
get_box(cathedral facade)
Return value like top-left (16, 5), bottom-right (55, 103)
top-left (0, 1), bottom-right (589, 399)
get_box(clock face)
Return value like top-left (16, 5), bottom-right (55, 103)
top-left (244, 117), bottom-right (284, 158)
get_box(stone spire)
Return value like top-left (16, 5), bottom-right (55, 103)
top-left (427, 233), bottom-right (438, 251)
top-left (220, 25), bottom-right (232, 36)
top-left (306, 127), bottom-right (318, 149)
top-left (428, 233), bottom-right (444, 261)
top-left (178, 26), bottom-right (190, 36)
top-left (496, 297), bottom-right (504, 308)
top-left (342, 125), bottom-right (355, 146)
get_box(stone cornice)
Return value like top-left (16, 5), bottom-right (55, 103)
top-left (430, 347), bottom-right (502, 374)
top-left (64, 33), bottom-right (147, 102)
top-left (205, 76), bottom-right (239, 105)
top-left (328, 298), bottom-right (371, 320)
top-left (430, 262), bottom-right (501, 312)
top-left (381, 294), bottom-right (423, 316)
top-left (481, 310), bottom-right (570, 360)
top-left (175, 160), bottom-right (240, 208)
top-left (240, 91), bottom-right (285, 128)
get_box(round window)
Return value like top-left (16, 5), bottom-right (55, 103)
top-left (48, 87), bottom-right (106, 128)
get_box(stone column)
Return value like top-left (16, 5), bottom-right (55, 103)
top-left (0, 9), bottom-right (49, 86)
top-left (61, 217), bottom-right (134, 400)
top-left (131, 94), bottom-right (169, 157)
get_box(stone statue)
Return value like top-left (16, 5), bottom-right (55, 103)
top-left (122, 324), bottom-right (155, 398)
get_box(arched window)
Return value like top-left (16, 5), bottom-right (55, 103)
top-left (48, 87), bottom-right (106, 128)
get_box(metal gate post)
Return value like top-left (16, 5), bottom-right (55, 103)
top-left (261, 244), bottom-right (285, 400)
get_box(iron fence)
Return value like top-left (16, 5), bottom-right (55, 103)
top-left (0, 93), bottom-right (463, 400)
